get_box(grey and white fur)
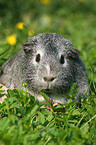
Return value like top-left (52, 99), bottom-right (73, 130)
top-left (0, 33), bottom-right (89, 104)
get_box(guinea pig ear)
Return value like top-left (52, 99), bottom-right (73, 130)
top-left (67, 48), bottom-right (80, 58)
top-left (20, 41), bottom-right (34, 54)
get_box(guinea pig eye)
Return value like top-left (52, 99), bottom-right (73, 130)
top-left (60, 55), bottom-right (65, 64)
top-left (36, 54), bottom-right (40, 63)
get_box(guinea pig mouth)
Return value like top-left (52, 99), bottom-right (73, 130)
top-left (41, 89), bottom-right (52, 94)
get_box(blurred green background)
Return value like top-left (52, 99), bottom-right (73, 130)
top-left (0, 0), bottom-right (96, 87)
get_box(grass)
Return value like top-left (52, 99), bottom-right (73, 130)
top-left (0, 0), bottom-right (96, 144)
top-left (0, 86), bottom-right (96, 145)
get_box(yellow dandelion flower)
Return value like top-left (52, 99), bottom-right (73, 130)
top-left (7, 34), bottom-right (16, 46)
top-left (40, 0), bottom-right (51, 5)
top-left (28, 29), bottom-right (35, 36)
top-left (16, 22), bottom-right (24, 29)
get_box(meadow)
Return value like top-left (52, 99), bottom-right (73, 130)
top-left (0, 0), bottom-right (96, 144)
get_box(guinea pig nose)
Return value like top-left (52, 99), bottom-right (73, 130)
top-left (43, 76), bottom-right (55, 82)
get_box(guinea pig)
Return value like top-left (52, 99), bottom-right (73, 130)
top-left (0, 33), bottom-right (89, 104)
